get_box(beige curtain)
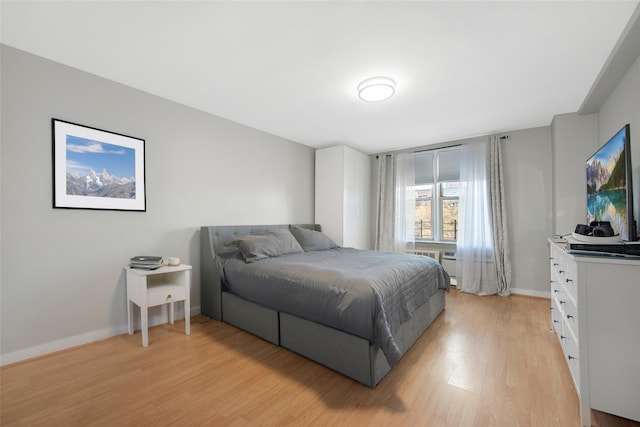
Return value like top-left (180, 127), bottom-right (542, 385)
top-left (374, 153), bottom-right (416, 253)
top-left (374, 154), bottom-right (396, 252)
top-left (488, 136), bottom-right (512, 296)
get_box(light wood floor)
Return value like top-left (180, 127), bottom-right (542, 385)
top-left (1, 289), bottom-right (638, 426)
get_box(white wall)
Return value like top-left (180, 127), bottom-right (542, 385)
top-left (597, 54), bottom-right (640, 239)
top-left (0, 45), bottom-right (315, 364)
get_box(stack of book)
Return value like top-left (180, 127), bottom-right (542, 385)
top-left (129, 256), bottom-right (163, 270)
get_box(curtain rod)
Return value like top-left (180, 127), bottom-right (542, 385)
top-left (375, 133), bottom-right (509, 158)
top-left (413, 143), bottom-right (462, 154)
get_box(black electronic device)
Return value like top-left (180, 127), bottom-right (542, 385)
top-left (565, 236), bottom-right (640, 257)
top-left (574, 221), bottom-right (616, 237)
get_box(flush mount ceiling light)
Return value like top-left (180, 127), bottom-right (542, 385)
top-left (358, 76), bottom-right (396, 102)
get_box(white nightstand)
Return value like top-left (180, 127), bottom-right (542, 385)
top-left (125, 264), bottom-right (192, 347)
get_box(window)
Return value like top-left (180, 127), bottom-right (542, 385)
top-left (414, 147), bottom-right (461, 242)
top-left (440, 181), bottom-right (459, 240)
top-left (415, 184), bottom-right (433, 239)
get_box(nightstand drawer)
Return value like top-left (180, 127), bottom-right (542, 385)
top-left (147, 284), bottom-right (186, 307)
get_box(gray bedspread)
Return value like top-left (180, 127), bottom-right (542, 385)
top-left (221, 248), bottom-right (450, 366)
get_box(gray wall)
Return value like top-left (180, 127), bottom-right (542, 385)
top-left (598, 54), bottom-right (640, 238)
top-left (550, 54), bottom-right (640, 240)
top-left (0, 45), bottom-right (315, 362)
top-left (551, 113), bottom-right (598, 235)
top-left (502, 126), bottom-right (554, 296)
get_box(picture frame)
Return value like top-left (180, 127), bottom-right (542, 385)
top-left (52, 119), bottom-right (146, 211)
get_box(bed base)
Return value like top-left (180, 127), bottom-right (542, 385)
top-left (201, 225), bottom-right (446, 387)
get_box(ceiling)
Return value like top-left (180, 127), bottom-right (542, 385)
top-left (1, 1), bottom-right (638, 154)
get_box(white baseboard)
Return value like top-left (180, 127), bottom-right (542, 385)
top-left (450, 281), bottom-right (549, 299)
top-left (0, 305), bottom-right (201, 367)
top-left (0, 325), bottom-right (128, 367)
top-left (510, 288), bottom-right (550, 299)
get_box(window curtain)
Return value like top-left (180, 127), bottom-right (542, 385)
top-left (374, 152), bottom-right (416, 253)
top-left (375, 154), bottom-right (396, 252)
top-left (488, 136), bottom-right (512, 296)
top-left (456, 137), bottom-right (511, 296)
top-left (394, 152), bottom-right (416, 253)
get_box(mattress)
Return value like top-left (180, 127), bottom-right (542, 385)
top-left (221, 247), bottom-right (450, 366)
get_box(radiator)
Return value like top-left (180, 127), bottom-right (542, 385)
top-left (408, 250), bottom-right (441, 263)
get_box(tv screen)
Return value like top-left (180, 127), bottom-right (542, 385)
top-left (586, 124), bottom-right (637, 241)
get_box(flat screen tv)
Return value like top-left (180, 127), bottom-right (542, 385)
top-left (586, 124), bottom-right (637, 241)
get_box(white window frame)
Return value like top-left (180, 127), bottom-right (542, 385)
top-left (414, 146), bottom-right (460, 243)
top-left (439, 181), bottom-right (459, 242)
top-left (415, 183), bottom-right (434, 240)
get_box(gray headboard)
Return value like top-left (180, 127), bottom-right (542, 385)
top-left (200, 224), bottom-right (321, 320)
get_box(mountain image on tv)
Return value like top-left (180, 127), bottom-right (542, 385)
top-left (586, 131), bottom-right (628, 236)
top-left (587, 148), bottom-right (626, 195)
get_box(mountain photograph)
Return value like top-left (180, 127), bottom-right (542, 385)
top-left (64, 133), bottom-right (137, 199)
top-left (66, 169), bottom-right (135, 199)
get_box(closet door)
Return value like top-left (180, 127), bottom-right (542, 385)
top-left (315, 146), bottom-right (370, 249)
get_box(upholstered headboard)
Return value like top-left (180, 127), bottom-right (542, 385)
top-left (200, 224), bottom-right (321, 320)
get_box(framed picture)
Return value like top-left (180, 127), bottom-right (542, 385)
top-left (52, 119), bottom-right (146, 211)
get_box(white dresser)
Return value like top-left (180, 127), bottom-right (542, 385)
top-left (548, 239), bottom-right (640, 426)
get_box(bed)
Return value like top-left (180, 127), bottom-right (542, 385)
top-left (200, 224), bottom-right (450, 387)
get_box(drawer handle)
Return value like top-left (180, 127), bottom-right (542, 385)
top-left (167, 294), bottom-right (172, 299)
top-left (550, 307), bottom-right (554, 311)
top-left (553, 320), bottom-right (559, 324)
top-left (559, 270), bottom-right (565, 274)
top-left (549, 257), bottom-right (555, 260)
top-left (566, 278), bottom-right (573, 283)
top-left (554, 263), bottom-right (559, 266)
top-left (553, 290), bottom-right (560, 293)
top-left (560, 300), bottom-right (566, 305)
top-left (568, 355), bottom-right (575, 360)
top-left (560, 335), bottom-right (566, 340)
top-left (567, 314), bottom-right (574, 319)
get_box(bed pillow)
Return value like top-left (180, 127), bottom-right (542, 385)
top-left (289, 225), bottom-right (338, 252)
top-left (233, 229), bottom-right (303, 263)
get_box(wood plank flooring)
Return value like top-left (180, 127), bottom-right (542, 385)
top-left (1, 289), bottom-right (638, 426)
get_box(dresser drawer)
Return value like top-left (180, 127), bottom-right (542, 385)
top-left (552, 249), bottom-right (578, 305)
top-left (562, 261), bottom-right (578, 302)
top-left (561, 325), bottom-right (581, 393)
top-left (550, 296), bottom-right (562, 334)
top-left (562, 295), bottom-right (579, 340)
top-left (550, 278), bottom-right (562, 301)
top-left (550, 251), bottom-right (562, 276)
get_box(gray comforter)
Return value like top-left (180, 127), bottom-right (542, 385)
top-left (221, 248), bottom-right (450, 367)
